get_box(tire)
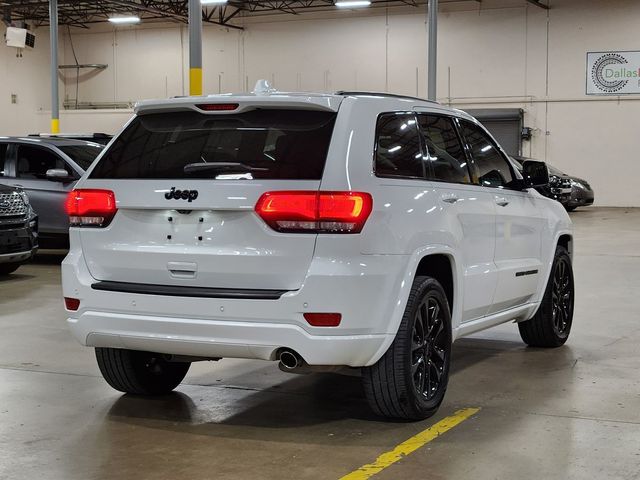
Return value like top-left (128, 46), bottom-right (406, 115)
top-left (0, 263), bottom-right (21, 275)
top-left (95, 348), bottom-right (191, 395)
top-left (518, 246), bottom-right (574, 347)
top-left (565, 206), bottom-right (576, 212)
top-left (363, 276), bottom-right (452, 420)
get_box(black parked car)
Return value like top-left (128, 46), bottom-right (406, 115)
top-left (564, 176), bottom-right (595, 211)
top-left (511, 156), bottom-right (594, 211)
top-left (0, 184), bottom-right (38, 275)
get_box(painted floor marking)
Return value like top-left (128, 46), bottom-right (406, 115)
top-left (339, 407), bottom-right (481, 480)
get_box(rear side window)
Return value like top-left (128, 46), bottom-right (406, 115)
top-left (418, 115), bottom-right (470, 184)
top-left (90, 109), bottom-right (336, 180)
top-left (374, 113), bottom-right (424, 179)
top-left (59, 144), bottom-right (104, 171)
top-left (459, 121), bottom-right (514, 188)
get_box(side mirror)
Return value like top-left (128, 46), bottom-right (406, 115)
top-left (45, 168), bottom-right (73, 182)
top-left (522, 160), bottom-right (549, 188)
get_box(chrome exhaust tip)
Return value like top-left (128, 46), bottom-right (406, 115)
top-left (278, 349), bottom-right (302, 371)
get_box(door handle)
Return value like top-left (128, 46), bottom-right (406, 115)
top-left (440, 194), bottom-right (460, 204)
top-left (495, 196), bottom-right (510, 207)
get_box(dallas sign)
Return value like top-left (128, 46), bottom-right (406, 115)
top-left (587, 51), bottom-right (640, 95)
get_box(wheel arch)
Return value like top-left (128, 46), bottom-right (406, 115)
top-left (557, 233), bottom-right (573, 259)
top-left (365, 245), bottom-right (462, 366)
top-left (529, 229), bottom-right (573, 314)
top-left (415, 254), bottom-right (455, 314)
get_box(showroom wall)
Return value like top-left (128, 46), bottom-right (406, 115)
top-left (0, 0), bottom-right (638, 206)
top-left (0, 29), bottom-right (51, 135)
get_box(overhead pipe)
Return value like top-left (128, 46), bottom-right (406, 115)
top-left (49, 0), bottom-right (59, 133)
top-left (188, 0), bottom-right (203, 96)
top-left (427, 0), bottom-right (438, 101)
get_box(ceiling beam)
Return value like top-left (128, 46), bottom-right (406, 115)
top-left (525, 0), bottom-right (550, 9)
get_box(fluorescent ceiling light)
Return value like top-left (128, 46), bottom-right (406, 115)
top-left (108, 16), bottom-right (141, 24)
top-left (335, 0), bottom-right (372, 7)
top-left (201, 0), bottom-right (228, 4)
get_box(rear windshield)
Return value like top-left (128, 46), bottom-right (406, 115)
top-left (59, 144), bottom-right (104, 171)
top-left (90, 109), bottom-right (337, 180)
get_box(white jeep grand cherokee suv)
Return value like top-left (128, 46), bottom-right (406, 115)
top-left (62, 89), bottom-right (574, 420)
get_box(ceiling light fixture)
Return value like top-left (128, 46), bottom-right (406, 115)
top-left (108, 16), bottom-right (141, 24)
top-left (335, 0), bottom-right (372, 7)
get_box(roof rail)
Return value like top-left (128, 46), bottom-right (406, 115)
top-left (335, 91), bottom-right (439, 104)
top-left (28, 132), bottom-right (111, 138)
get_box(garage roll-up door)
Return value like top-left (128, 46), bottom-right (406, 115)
top-left (463, 109), bottom-right (523, 156)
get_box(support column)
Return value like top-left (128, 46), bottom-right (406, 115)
top-left (427, 0), bottom-right (438, 101)
top-left (49, 0), bottom-right (59, 133)
top-left (188, 0), bottom-right (203, 96)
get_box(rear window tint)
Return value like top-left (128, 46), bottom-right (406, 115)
top-left (374, 113), bottom-right (425, 179)
top-left (90, 109), bottom-right (337, 180)
top-left (418, 115), bottom-right (470, 184)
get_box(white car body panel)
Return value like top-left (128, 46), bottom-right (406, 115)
top-left (62, 91), bottom-right (572, 367)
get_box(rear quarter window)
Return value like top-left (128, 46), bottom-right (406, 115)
top-left (374, 113), bottom-right (425, 179)
top-left (90, 109), bottom-right (337, 180)
top-left (59, 144), bottom-right (104, 171)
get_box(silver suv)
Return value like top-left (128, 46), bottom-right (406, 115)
top-left (0, 137), bottom-right (104, 247)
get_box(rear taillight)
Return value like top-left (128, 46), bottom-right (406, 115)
top-left (64, 297), bottom-right (80, 311)
top-left (255, 191), bottom-right (372, 234)
top-left (65, 189), bottom-right (117, 228)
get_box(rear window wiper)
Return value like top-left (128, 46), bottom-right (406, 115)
top-left (183, 162), bottom-right (269, 174)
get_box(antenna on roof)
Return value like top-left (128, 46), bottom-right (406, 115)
top-left (252, 79), bottom-right (277, 95)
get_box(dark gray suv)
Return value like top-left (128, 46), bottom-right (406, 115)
top-left (0, 183), bottom-right (38, 275)
top-left (0, 137), bottom-right (104, 247)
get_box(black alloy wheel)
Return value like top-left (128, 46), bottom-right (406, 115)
top-left (519, 245), bottom-right (574, 347)
top-left (412, 296), bottom-right (448, 401)
top-left (363, 276), bottom-right (452, 420)
top-left (551, 255), bottom-right (573, 337)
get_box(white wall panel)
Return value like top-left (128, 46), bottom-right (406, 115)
top-left (242, 16), bottom-right (387, 93)
top-left (0, 27), bottom-right (52, 135)
top-left (439, 8), bottom-right (529, 100)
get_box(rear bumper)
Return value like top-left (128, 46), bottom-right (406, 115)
top-left (62, 245), bottom-right (408, 367)
top-left (71, 312), bottom-right (389, 366)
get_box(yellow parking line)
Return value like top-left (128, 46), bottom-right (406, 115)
top-left (340, 407), bottom-right (481, 480)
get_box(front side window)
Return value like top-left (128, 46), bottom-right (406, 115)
top-left (459, 121), bottom-right (514, 188)
top-left (16, 145), bottom-right (74, 179)
top-left (374, 113), bottom-right (425, 179)
top-left (418, 115), bottom-right (470, 184)
top-left (90, 109), bottom-right (336, 180)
